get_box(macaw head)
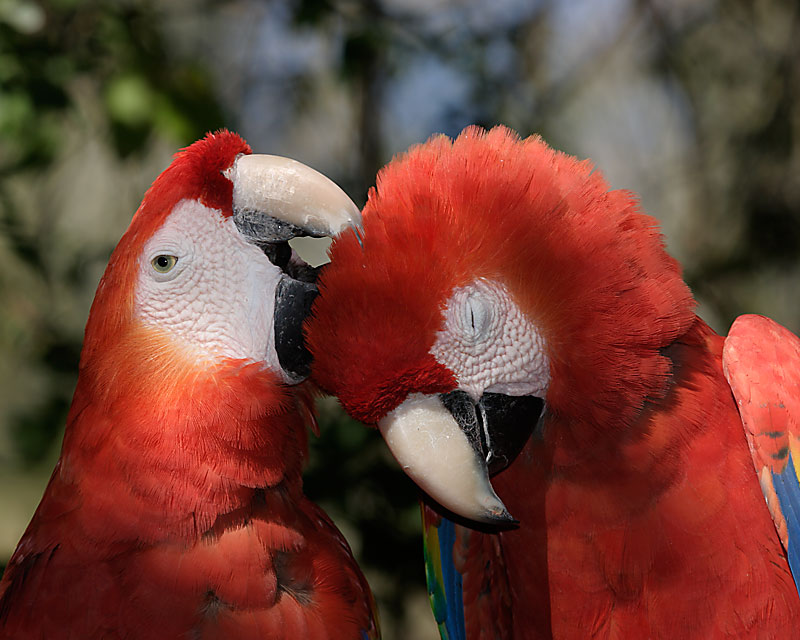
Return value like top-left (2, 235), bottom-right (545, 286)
top-left (306, 126), bottom-right (696, 523)
top-left (82, 130), bottom-right (359, 402)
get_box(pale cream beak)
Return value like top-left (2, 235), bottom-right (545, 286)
top-left (225, 152), bottom-right (360, 383)
top-left (226, 153), bottom-right (362, 241)
top-left (378, 393), bottom-right (514, 524)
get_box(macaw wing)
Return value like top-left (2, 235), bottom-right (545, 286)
top-left (723, 314), bottom-right (800, 594)
top-left (422, 504), bottom-right (512, 640)
top-left (423, 505), bottom-right (465, 640)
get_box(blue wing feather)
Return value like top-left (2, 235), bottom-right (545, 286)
top-left (771, 450), bottom-right (800, 593)
top-left (437, 517), bottom-right (465, 640)
top-left (723, 314), bottom-right (800, 598)
top-left (422, 507), bottom-right (466, 640)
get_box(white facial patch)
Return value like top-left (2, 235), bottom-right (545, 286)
top-left (430, 279), bottom-right (549, 400)
top-left (135, 199), bottom-right (283, 371)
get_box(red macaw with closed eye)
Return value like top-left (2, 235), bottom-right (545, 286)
top-left (0, 131), bottom-right (379, 639)
top-left (305, 125), bottom-right (800, 639)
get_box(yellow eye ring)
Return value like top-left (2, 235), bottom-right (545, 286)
top-left (151, 254), bottom-right (178, 273)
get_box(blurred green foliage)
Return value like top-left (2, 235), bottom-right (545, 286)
top-left (0, 0), bottom-right (226, 469)
top-left (1, 0), bottom-right (224, 168)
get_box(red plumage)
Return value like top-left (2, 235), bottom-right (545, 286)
top-left (311, 127), bottom-right (695, 432)
top-left (307, 126), bottom-right (800, 638)
top-left (0, 131), bottom-right (376, 639)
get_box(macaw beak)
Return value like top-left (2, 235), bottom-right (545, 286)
top-left (226, 153), bottom-right (361, 382)
top-left (227, 153), bottom-right (362, 241)
top-left (378, 391), bottom-right (543, 524)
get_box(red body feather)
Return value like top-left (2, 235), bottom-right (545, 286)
top-left (308, 127), bottom-right (800, 638)
top-left (482, 318), bottom-right (797, 637)
top-left (0, 132), bottom-right (376, 639)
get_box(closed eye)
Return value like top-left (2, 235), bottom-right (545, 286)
top-left (464, 292), bottom-right (492, 340)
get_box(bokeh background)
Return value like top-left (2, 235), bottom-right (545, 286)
top-left (1, 0), bottom-right (799, 637)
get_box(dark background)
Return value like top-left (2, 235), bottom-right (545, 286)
top-left (1, 1), bottom-right (798, 636)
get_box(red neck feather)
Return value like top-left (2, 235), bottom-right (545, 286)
top-left (50, 130), bottom-right (307, 543)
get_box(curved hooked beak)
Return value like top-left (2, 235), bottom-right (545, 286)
top-left (378, 391), bottom-right (543, 524)
top-left (227, 153), bottom-right (362, 241)
top-left (226, 153), bottom-right (361, 383)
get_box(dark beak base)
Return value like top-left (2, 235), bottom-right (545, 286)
top-left (273, 276), bottom-right (318, 383)
top-left (440, 390), bottom-right (544, 476)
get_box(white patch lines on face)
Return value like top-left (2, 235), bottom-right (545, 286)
top-left (135, 199), bottom-right (283, 369)
top-left (430, 279), bottom-right (550, 400)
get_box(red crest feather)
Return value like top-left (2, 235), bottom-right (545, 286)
top-left (308, 126), bottom-right (696, 430)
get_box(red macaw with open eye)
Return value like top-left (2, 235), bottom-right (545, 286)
top-left (305, 125), bottom-right (800, 639)
top-left (0, 131), bottom-right (379, 639)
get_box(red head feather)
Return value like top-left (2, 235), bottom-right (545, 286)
top-left (0, 130), bottom-right (379, 638)
top-left (308, 126), bottom-right (696, 429)
top-left (60, 130), bottom-right (300, 534)
top-left (80, 130), bottom-right (250, 392)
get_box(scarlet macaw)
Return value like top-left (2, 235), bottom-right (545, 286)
top-left (0, 131), bottom-right (378, 639)
top-left (305, 126), bottom-right (800, 638)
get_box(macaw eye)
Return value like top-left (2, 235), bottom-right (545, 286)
top-left (151, 254), bottom-right (178, 273)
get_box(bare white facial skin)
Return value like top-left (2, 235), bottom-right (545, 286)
top-left (378, 393), bottom-right (511, 523)
top-left (430, 279), bottom-right (550, 400)
top-left (135, 199), bottom-right (284, 375)
top-left (378, 279), bottom-right (549, 523)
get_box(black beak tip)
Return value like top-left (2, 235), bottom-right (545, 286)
top-left (487, 507), bottom-right (519, 526)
